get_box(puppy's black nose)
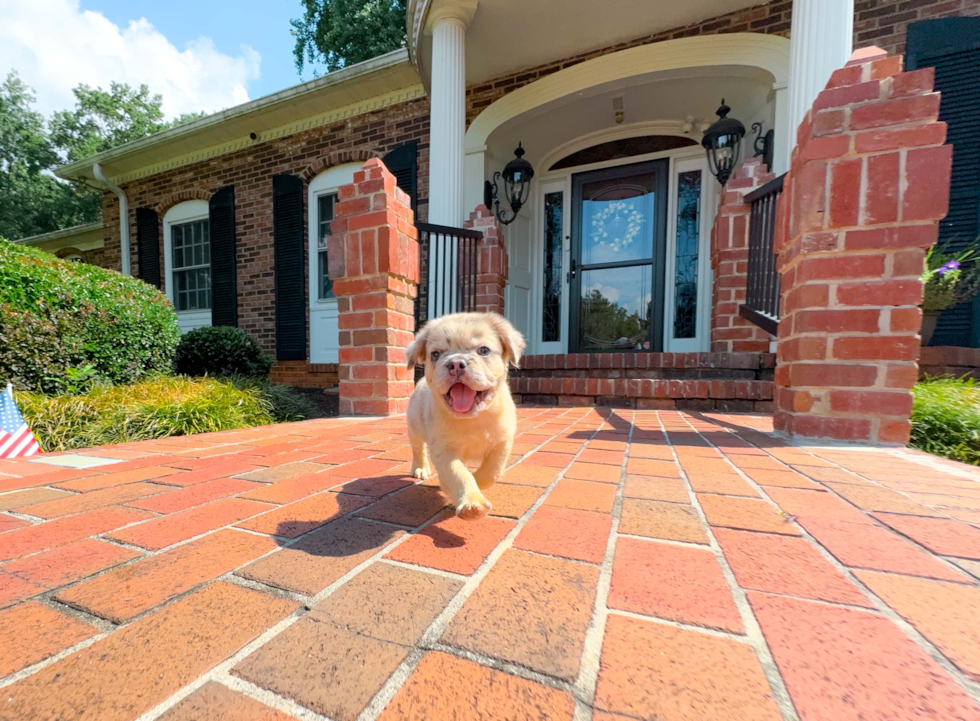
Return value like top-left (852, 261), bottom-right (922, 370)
top-left (446, 359), bottom-right (467, 373)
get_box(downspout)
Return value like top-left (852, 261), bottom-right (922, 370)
top-left (92, 163), bottom-right (131, 275)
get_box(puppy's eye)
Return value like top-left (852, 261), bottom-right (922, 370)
top-left (477, 346), bottom-right (492, 357)
top-left (430, 351), bottom-right (441, 362)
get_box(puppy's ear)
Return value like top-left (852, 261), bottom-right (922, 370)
top-left (486, 313), bottom-right (526, 368)
top-left (406, 325), bottom-right (429, 369)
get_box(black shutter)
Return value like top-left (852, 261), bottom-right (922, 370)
top-left (273, 174), bottom-right (307, 360)
top-left (382, 141), bottom-right (418, 212)
top-left (208, 185), bottom-right (238, 327)
top-left (907, 18), bottom-right (980, 348)
top-left (135, 207), bottom-right (160, 289)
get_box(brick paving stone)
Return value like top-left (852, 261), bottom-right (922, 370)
top-left (233, 616), bottom-right (407, 721)
top-left (741, 468), bottom-right (822, 489)
top-left (563, 461), bottom-right (622, 484)
top-left (55, 529), bottom-right (278, 623)
top-left (321, 458), bottom-right (404, 479)
top-left (501, 463), bottom-right (561, 487)
top-left (768, 488), bottom-right (972, 582)
top-left (356, 483), bottom-right (448, 526)
top-left (54, 466), bottom-right (182, 493)
top-left (378, 651), bottom-right (575, 721)
top-left (715, 528), bottom-right (873, 607)
top-left (329, 474), bottom-right (415, 498)
top-left (1, 538), bottom-right (140, 589)
top-left (237, 461), bottom-right (332, 483)
top-left (626, 458), bottom-right (681, 477)
top-left (911, 493), bottom-right (980, 512)
top-left (0, 582), bottom-right (297, 721)
top-left (238, 517), bottom-right (404, 595)
top-left (609, 537), bottom-right (744, 633)
top-left (0, 571), bottom-right (46, 608)
top-left (619, 498), bottom-right (709, 544)
top-left (157, 682), bottom-right (295, 721)
top-left (0, 514), bottom-right (29, 532)
top-left (524, 451), bottom-right (573, 468)
top-left (956, 559), bottom-right (980, 579)
top-left (18, 482), bottom-right (170, 520)
top-left (0, 506), bottom-right (152, 562)
top-left (687, 472), bottom-right (760, 497)
top-left (0, 601), bottom-right (97, 677)
top-left (623, 474), bottom-right (689, 503)
top-left (947, 508), bottom-right (980, 526)
top-left (238, 470), bottom-right (340, 504)
top-left (628, 443), bottom-right (675, 460)
top-left (857, 571), bottom-right (980, 683)
top-left (152, 461), bottom-right (265, 487)
top-left (236, 491), bottom-right (373, 537)
top-left (0, 487), bottom-right (71, 511)
top-left (541, 441), bottom-right (583, 454)
top-left (514, 506), bottom-right (612, 564)
top-left (544, 479), bottom-right (617, 513)
top-left (595, 614), bottom-right (782, 721)
top-left (791, 465), bottom-right (874, 484)
top-left (376, 446), bottom-right (414, 461)
top-left (750, 591), bottom-right (980, 721)
top-left (483, 483), bottom-right (544, 518)
top-left (126, 477), bottom-right (263, 513)
top-left (108, 498), bottom-right (275, 550)
top-left (308, 448), bottom-right (377, 464)
top-left (0, 467), bottom-right (95, 492)
top-left (577, 449), bottom-right (625, 465)
top-left (698, 494), bottom-right (802, 536)
top-left (312, 562), bottom-right (461, 644)
top-left (871, 513), bottom-right (980, 559)
top-left (825, 482), bottom-right (940, 516)
top-left (385, 512), bottom-right (514, 575)
top-left (443, 549), bottom-right (599, 680)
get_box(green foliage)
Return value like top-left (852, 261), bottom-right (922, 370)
top-left (580, 288), bottom-right (649, 350)
top-left (228, 376), bottom-right (320, 422)
top-left (921, 241), bottom-right (980, 311)
top-left (0, 71), bottom-right (204, 240)
top-left (292, 0), bottom-right (406, 73)
top-left (911, 375), bottom-right (980, 465)
top-left (17, 376), bottom-right (276, 452)
top-left (174, 326), bottom-right (275, 379)
top-left (0, 238), bottom-right (180, 393)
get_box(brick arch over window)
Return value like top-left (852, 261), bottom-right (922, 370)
top-left (153, 189), bottom-right (213, 216)
top-left (300, 149), bottom-right (379, 183)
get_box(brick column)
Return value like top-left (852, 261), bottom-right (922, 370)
top-left (773, 47), bottom-right (951, 445)
top-left (710, 158), bottom-right (776, 353)
top-left (328, 158), bottom-right (420, 416)
top-left (463, 205), bottom-right (508, 314)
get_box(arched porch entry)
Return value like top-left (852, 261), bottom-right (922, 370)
top-left (462, 33), bottom-right (791, 355)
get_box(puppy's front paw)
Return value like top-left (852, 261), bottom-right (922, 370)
top-left (456, 493), bottom-right (492, 521)
top-left (411, 465), bottom-right (431, 481)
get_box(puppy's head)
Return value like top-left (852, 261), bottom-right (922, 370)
top-left (407, 312), bottom-right (525, 418)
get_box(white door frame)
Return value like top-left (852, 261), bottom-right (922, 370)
top-left (528, 145), bottom-right (715, 354)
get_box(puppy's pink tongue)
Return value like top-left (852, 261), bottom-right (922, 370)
top-left (449, 383), bottom-right (477, 413)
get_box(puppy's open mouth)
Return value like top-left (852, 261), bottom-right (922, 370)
top-left (445, 383), bottom-right (488, 414)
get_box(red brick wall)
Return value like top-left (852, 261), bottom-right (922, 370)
top-left (854, 0), bottom-right (980, 56)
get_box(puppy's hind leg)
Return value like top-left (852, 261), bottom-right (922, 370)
top-left (474, 438), bottom-right (513, 491)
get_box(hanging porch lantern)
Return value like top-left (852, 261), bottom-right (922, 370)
top-left (484, 143), bottom-right (535, 225)
top-left (701, 99), bottom-right (746, 186)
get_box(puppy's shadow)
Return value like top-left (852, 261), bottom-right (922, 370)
top-left (426, 523), bottom-right (466, 549)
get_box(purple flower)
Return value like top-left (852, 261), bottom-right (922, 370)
top-left (937, 260), bottom-right (961, 276)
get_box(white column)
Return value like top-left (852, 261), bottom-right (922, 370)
top-left (786, 0), bottom-right (854, 161)
top-left (427, 1), bottom-right (477, 227)
top-left (772, 82), bottom-right (789, 174)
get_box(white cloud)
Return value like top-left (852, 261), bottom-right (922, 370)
top-left (0, 0), bottom-right (260, 119)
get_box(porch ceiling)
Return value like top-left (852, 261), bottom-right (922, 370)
top-left (410, 0), bottom-right (765, 87)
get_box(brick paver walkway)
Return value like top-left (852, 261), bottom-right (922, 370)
top-left (3, 408), bottom-right (980, 720)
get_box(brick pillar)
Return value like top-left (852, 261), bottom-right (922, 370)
top-left (773, 47), bottom-right (951, 445)
top-left (328, 158), bottom-right (420, 416)
top-left (463, 205), bottom-right (508, 314)
top-left (710, 158), bottom-right (776, 352)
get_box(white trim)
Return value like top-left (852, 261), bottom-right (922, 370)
top-left (163, 200), bottom-right (211, 334)
top-left (531, 178), bottom-right (571, 355)
top-left (538, 120), bottom-right (698, 173)
top-left (308, 164), bottom-right (361, 364)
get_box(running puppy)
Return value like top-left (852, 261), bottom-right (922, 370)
top-left (406, 312), bottom-right (525, 520)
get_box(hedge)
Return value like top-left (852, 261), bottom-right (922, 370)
top-left (911, 375), bottom-right (980, 466)
top-left (174, 326), bottom-right (274, 378)
top-left (0, 239), bottom-right (180, 393)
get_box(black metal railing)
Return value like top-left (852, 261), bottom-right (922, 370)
top-left (740, 173), bottom-right (785, 336)
top-left (415, 222), bottom-right (484, 330)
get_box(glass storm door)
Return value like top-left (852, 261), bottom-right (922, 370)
top-left (569, 159), bottom-right (668, 353)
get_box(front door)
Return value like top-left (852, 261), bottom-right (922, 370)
top-left (569, 159), bottom-right (668, 352)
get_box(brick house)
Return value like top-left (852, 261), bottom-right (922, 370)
top-left (50, 0), bottom-right (979, 443)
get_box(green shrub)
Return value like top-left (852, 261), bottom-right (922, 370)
top-left (228, 376), bottom-right (320, 422)
top-left (910, 375), bottom-right (980, 465)
top-left (17, 376), bottom-right (277, 452)
top-left (0, 239), bottom-right (179, 393)
top-left (174, 326), bottom-right (274, 379)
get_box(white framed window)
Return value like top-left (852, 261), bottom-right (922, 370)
top-left (163, 200), bottom-right (211, 333)
top-left (315, 193), bottom-right (336, 300)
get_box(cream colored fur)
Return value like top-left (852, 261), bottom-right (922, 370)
top-left (406, 312), bottom-right (526, 521)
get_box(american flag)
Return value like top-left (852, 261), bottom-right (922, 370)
top-left (0, 384), bottom-right (41, 459)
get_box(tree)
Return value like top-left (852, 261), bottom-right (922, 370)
top-left (291, 0), bottom-right (407, 74)
top-left (0, 73), bottom-right (204, 240)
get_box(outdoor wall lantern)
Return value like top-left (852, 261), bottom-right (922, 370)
top-left (752, 122), bottom-right (774, 173)
top-left (701, 99), bottom-right (746, 186)
top-left (484, 143), bottom-right (535, 225)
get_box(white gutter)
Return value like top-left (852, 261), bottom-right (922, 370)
top-left (92, 163), bottom-right (130, 275)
